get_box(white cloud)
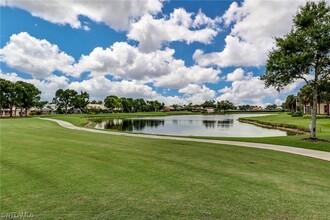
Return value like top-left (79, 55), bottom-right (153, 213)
top-left (0, 32), bottom-right (75, 78)
top-left (128, 8), bottom-right (221, 52)
top-left (1, 0), bottom-right (163, 31)
top-left (75, 42), bottom-right (220, 88)
top-left (69, 76), bottom-right (158, 100)
top-left (1, 32), bottom-right (219, 90)
top-left (179, 84), bottom-right (216, 104)
top-left (193, 35), bottom-right (266, 67)
top-left (194, 0), bottom-right (313, 68)
top-left (275, 99), bottom-right (284, 106)
top-left (75, 42), bottom-right (173, 80)
top-left (222, 2), bottom-right (242, 27)
top-left (0, 72), bottom-right (69, 101)
top-left (192, 9), bottom-right (222, 29)
top-left (217, 68), bottom-right (305, 105)
top-left (226, 67), bottom-right (252, 81)
top-left (153, 60), bottom-right (219, 89)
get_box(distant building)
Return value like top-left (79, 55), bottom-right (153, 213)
top-left (87, 103), bottom-right (107, 110)
top-left (304, 103), bottom-right (329, 115)
top-left (164, 106), bottom-right (175, 112)
top-left (250, 106), bottom-right (263, 111)
top-left (191, 106), bottom-right (203, 112)
top-left (204, 107), bottom-right (215, 113)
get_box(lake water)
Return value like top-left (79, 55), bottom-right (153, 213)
top-left (93, 114), bottom-right (288, 137)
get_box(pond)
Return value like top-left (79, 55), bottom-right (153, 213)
top-left (93, 114), bottom-right (288, 137)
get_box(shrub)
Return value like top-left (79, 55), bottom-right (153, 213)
top-left (302, 114), bottom-right (330, 119)
top-left (291, 111), bottom-right (303, 117)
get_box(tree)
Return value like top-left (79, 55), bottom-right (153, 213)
top-left (238, 105), bottom-right (251, 111)
top-left (201, 100), bottom-right (216, 108)
top-left (265, 104), bottom-right (277, 111)
top-left (53, 89), bottom-right (78, 114)
top-left (0, 79), bottom-right (14, 117)
top-left (261, 1), bottom-right (330, 139)
top-left (298, 85), bottom-right (313, 107)
top-left (146, 100), bottom-right (163, 112)
top-left (5, 80), bottom-right (16, 117)
top-left (90, 100), bottom-right (102, 104)
top-left (133, 98), bottom-right (147, 112)
top-left (216, 100), bottom-right (235, 112)
top-left (121, 97), bottom-right (134, 113)
top-left (104, 95), bottom-right (121, 112)
top-left (73, 91), bottom-right (90, 112)
top-left (283, 95), bottom-right (296, 111)
top-left (15, 81), bottom-right (41, 117)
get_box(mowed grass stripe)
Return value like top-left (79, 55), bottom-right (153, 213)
top-left (1, 118), bottom-right (329, 219)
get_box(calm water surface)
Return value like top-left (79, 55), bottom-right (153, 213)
top-left (94, 114), bottom-right (288, 137)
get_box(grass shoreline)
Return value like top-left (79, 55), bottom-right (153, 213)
top-left (238, 118), bottom-right (309, 134)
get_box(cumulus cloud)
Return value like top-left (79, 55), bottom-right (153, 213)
top-left (194, 0), bottom-right (313, 68)
top-left (75, 42), bottom-right (173, 80)
top-left (75, 42), bottom-right (220, 88)
top-left (179, 84), bottom-right (216, 104)
top-left (153, 60), bottom-right (219, 89)
top-left (193, 35), bottom-right (266, 67)
top-left (69, 76), bottom-right (159, 100)
top-left (1, 0), bottom-right (163, 31)
top-left (217, 68), bottom-right (305, 105)
top-left (226, 68), bottom-right (252, 81)
top-left (128, 8), bottom-right (221, 52)
top-left (1, 33), bottom-right (219, 89)
top-left (0, 32), bottom-right (76, 78)
top-left (0, 71), bottom-right (69, 101)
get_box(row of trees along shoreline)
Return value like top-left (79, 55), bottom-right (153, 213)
top-left (1, 79), bottom-right (286, 117)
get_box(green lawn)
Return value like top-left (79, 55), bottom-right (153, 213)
top-left (1, 118), bottom-right (330, 219)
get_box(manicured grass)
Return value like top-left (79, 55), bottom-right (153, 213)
top-left (1, 118), bottom-right (330, 219)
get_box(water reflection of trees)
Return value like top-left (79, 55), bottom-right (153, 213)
top-left (103, 119), bottom-right (164, 131)
top-left (202, 119), bottom-right (234, 128)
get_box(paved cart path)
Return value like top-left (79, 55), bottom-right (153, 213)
top-left (40, 118), bottom-right (330, 162)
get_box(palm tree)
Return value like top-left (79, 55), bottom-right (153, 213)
top-left (298, 85), bottom-right (313, 114)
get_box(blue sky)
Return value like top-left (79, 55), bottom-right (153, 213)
top-left (0, 0), bottom-right (310, 106)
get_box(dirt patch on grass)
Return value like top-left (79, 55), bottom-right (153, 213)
top-left (301, 138), bottom-right (330, 143)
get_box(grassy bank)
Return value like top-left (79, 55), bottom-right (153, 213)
top-left (1, 118), bottom-right (329, 219)
top-left (190, 113), bottom-right (330, 152)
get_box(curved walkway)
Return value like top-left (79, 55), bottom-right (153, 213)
top-left (40, 118), bottom-right (330, 162)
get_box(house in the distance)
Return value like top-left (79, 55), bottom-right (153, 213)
top-left (87, 103), bottom-right (107, 111)
top-left (304, 103), bottom-right (329, 115)
top-left (250, 106), bottom-right (263, 111)
top-left (204, 107), bottom-right (215, 113)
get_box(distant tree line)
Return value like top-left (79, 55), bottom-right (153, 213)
top-left (2, 79), bottom-right (290, 117)
top-left (51, 89), bottom-right (165, 114)
top-left (0, 79), bottom-right (41, 117)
